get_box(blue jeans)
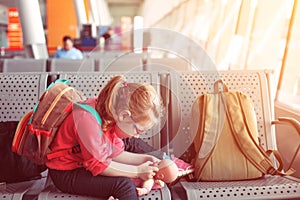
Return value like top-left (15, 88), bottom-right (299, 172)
top-left (49, 138), bottom-right (165, 199)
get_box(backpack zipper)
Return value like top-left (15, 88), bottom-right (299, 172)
top-left (41, 87), bottom-right (74, 125)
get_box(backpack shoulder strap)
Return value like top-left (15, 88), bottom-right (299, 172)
top-left (192, 89), bottom-right (226, 180)
top-left (12, 110), bottom-right (33, 153)
top-left (197, 93), bottom-right (224, 159)
top-left (75, 103), bottom-right (102, 126)
top-left (47, 103), bottom-right (103, 161)
top-left (225, 91), bottom-right (295, 176)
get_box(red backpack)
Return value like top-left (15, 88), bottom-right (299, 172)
top-left (12, 79), bottom-right (102, 165)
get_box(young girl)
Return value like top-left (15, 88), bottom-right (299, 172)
top-left (46, 75), bottom-right (164, 200)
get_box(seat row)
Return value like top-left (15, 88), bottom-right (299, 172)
top-left (0, 70), bottom-right (299, 200)
top-left (0, 71), bottom-right (168, 200)
top-left (0, 58), bottom-right (97, 72)
top-left (0, 56), bottom-right (191, 73)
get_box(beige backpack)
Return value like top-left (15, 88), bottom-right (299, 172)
top-left (190, 80), bottom-right (294, 181)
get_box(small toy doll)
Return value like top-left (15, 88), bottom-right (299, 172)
top-left (136, 159), bottom-right (179, 196)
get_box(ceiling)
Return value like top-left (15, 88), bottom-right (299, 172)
top-left (0, 0), bottom-right (144, 8)
top-left (0, 0), bottom-right (143, 26)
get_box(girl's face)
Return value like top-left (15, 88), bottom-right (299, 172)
top-left (114, 88), bottom-right (161, 139)
top-left (115, 113), bottom-right (155, 139)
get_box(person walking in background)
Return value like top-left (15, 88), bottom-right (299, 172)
top-left (54, 35), bottom-right (83, 59)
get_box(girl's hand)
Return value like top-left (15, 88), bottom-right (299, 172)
top-left (137, 161), bottom-right (159, 180)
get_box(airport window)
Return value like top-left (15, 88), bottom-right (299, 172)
top-left (276, 0), bottom-right (300, 111)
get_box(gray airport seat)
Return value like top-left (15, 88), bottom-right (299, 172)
top-left (168, 70), bottom-right (300, 199)
top-left (0, 72), bottom-right (48, 200)
top-left (95, 53), bottom-right (144, 71)
top-left (147, 58), bottom-right (191, 71)
top-left (2, 59), bottom-right (47, 72)
top-left (37, 71), bottom-right (171, 200)
top-left (47, 58), bottom-right (95, 72)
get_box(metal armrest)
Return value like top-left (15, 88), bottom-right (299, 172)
top-left (272, 117), bottom-right (300, 171)
top-left (272, 117), bottom-right (300, 134)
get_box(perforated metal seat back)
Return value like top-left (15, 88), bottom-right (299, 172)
top-left (0, 72), bottom-right (48, 122)
top-left (59, 71), bottom-right (162, 150)
top-left (169, 70), bottom-right (274, 159)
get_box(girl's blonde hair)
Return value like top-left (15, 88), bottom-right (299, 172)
top-left (96, 75), bottom-right (163, 131)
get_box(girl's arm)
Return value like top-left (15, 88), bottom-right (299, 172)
top-left (101, 160), bottom-right (159, 180)
top-left (112, 151), bottom-right (160, 165)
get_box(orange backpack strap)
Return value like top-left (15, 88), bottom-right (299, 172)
top-left (11, 110), bottom-right (33, 153)
top-left (265, 150), bottom-right (295, 175)
top-left (225, 90), bottom-right (295, 176)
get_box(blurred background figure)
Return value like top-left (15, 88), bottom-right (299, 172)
top-left (54, 35), bottom-right (83, 59)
